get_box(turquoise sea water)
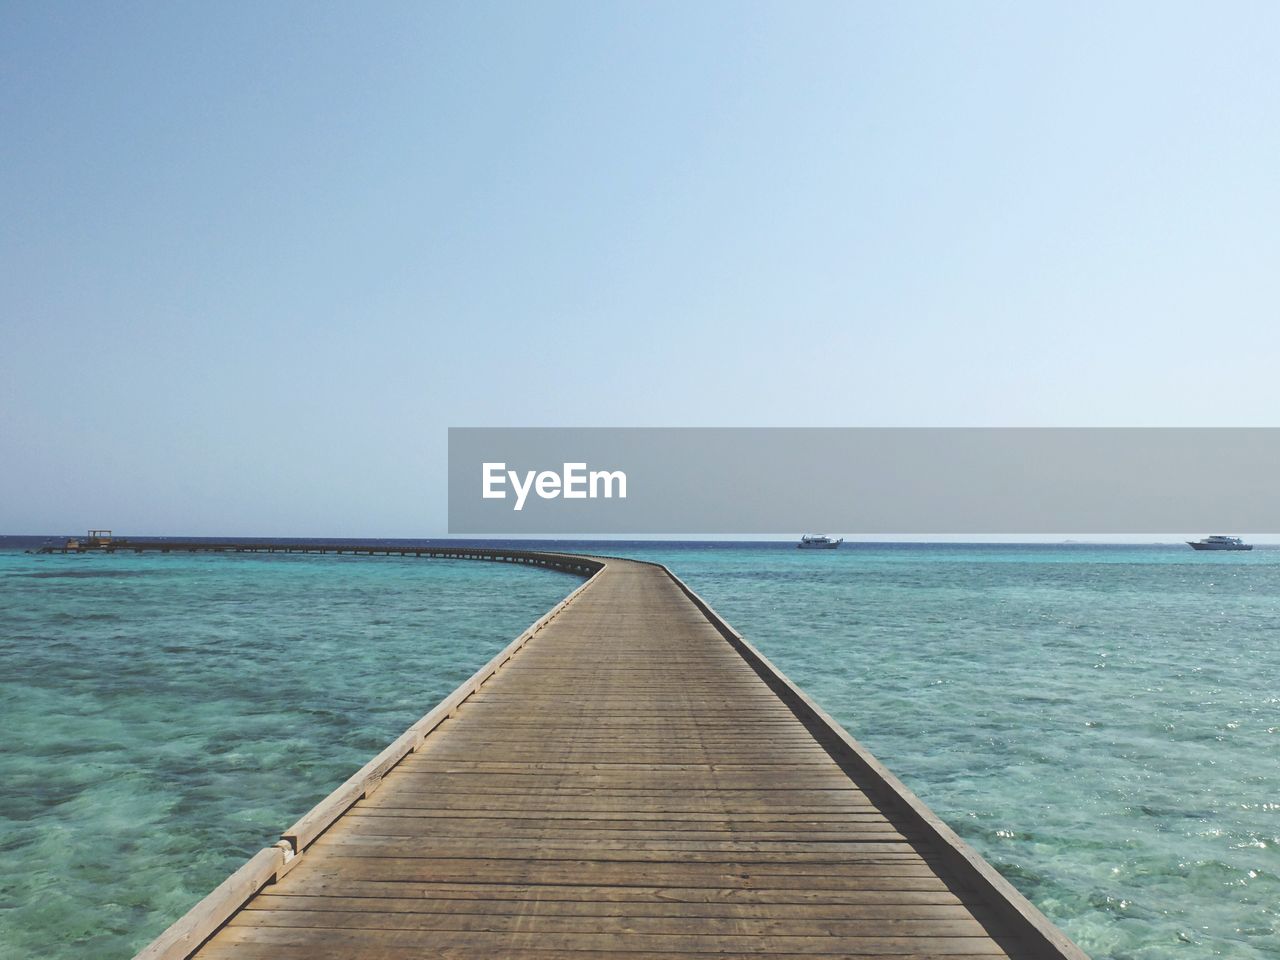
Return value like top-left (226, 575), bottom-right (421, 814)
top-left (0, 548), bottom-right (576, 958)
top-left (1, 541), bottom-right (1277, 959)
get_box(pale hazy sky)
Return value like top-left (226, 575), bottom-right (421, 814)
top-left (3, 2), bottom-right (1278, 536)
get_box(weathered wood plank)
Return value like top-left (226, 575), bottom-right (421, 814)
top-left (228, 907), bottom-right (1000, 937)
top-left (198, 948), bottom-right (1025, 960)
top-left (286, 860), bottom-right (961, 889)
top-left (263, 878), bottom-right (974, 906)
top-left (246, 893), bottom-right (979, 919)
top-left (206, 925), bottom-right (1024, 955)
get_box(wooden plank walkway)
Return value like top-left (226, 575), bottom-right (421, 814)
top-left (137, 552), bottom-right (1088, 960)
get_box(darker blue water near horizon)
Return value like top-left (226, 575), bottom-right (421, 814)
top-left (0, 540), bottom-right (1276, 959)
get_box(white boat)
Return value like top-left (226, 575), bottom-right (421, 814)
top-left (1187, 535), bottom-right (1253, 551)
top-left (797, 534), bottom-right (843, 550)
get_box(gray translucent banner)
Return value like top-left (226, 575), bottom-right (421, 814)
top-left (447, 428), bottom-right (1280, 534)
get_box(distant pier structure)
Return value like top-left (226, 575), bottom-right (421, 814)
top-left (35, 534), bottom-right (598, 570)
top-left (38, 539), bottom-right (1088, 960)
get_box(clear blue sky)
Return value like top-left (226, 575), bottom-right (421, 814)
top-left (3, 2), bottom-right (1278, 536)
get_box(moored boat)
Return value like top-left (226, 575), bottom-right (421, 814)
top-left (798, 534), bottom-right (843, 549)
top-left (1187, 535), bottom-right (1253, 551)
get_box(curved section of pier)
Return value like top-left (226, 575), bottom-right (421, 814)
top-left (133, 549), bottom-right (1087, 960)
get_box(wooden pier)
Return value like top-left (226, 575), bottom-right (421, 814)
top-left (34, 538), bottom-right (600, 576)
top-left (119, 547), bottom-right (1087, 960)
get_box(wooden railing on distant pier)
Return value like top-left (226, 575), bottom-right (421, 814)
top-left (35, 539), bottom-right (602, 577)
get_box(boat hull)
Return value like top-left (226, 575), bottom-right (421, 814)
top-left (1188, 542), bottom-right (1253, 551)
top-left (797, 542), bottom-right (841, 549)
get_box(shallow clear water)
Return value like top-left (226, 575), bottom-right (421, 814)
top-left (0, 548), bottom-right (576, 958)
top-left (1, 542), bottom-right (1277, 959)
top-left (621, 542), bottom-right (1280, 960)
